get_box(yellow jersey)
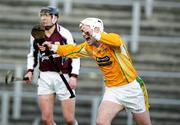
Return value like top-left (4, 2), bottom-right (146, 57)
top-left (54, 32), bottom-right (137, 87)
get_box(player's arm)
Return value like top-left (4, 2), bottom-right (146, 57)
top-left (27, 24), bottom-right (44, 73)
top-left (52, 42), bottom-right (89, 58)
top-left (24, 36), bottom-right (37, 83)
top-left (27, 36), bottom-right (37, 70)
top-left (44, 41), bottom-right (89, 58)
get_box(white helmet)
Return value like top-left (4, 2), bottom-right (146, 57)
top-left (79, 17), bottom-right (104, 32)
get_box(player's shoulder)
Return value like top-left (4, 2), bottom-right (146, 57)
top-left (57, 24), bottom-right (71, 34)
top-left (56, 24), bottom-right (74, 41)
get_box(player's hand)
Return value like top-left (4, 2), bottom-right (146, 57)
top-left (37, 43), bottom-right (46, 51)
top-left (24, 71), bottom-right (33, 84)
top-left (42, 41), bottom-right (53, 50)
top-left (69, 77), bottom-right (77, 89)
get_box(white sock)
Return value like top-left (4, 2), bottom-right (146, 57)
top-left (74, 120), bottom-right (78, 125)
top-left (53, 122), bottom-right (57, 125)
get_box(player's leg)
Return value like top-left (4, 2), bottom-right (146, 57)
top-left (96, 85), bottom-right (125, 125)
top-left (132, 77), bottom-right (152, 125)
top-left (133, 110), bottom-right (152, 125)
top-left (38, 94), bottom-right (55, 125)
top-left (96, 100), bottom-right (124, 125)
top-left (37, 71), bottom-right (57, 125)
top-left (55, 73), bottom-right (78, 125)
top-left (61, 98), bottom-right (78, 125)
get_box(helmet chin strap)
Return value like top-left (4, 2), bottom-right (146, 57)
top-left (52, 15), bottom-right (57, 24)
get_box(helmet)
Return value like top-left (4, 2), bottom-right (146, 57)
top-left (80, 17), bottom-right (104, 31)
top-left (40, 6), bottom-right (59, 17)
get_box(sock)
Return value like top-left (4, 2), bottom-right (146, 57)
top-left (74, 120), bottom-right (78, 125)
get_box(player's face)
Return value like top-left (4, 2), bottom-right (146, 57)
top-left (80, 24), bottom-right (96, 45)
top-left (40, 13), bottom-right (53, 27)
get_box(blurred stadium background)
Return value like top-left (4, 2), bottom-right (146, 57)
top-left (0, 0), bottom-right (180, 125)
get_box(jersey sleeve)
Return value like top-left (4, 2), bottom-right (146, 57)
top-left (27, 35), bottom-right (37, 72)
top-left (54, 42), bottom-right (89, 58)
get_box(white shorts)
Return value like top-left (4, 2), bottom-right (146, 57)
top-left (102, 78), bottom-right (149, 113)
top-left (37, 71), bottom-right (75, 100)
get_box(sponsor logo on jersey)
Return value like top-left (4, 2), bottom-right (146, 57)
top-left (96, 56), bottom-right (112, 66)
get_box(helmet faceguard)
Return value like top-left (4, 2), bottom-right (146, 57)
top-left (79, 18), bottom-right (104, 32)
